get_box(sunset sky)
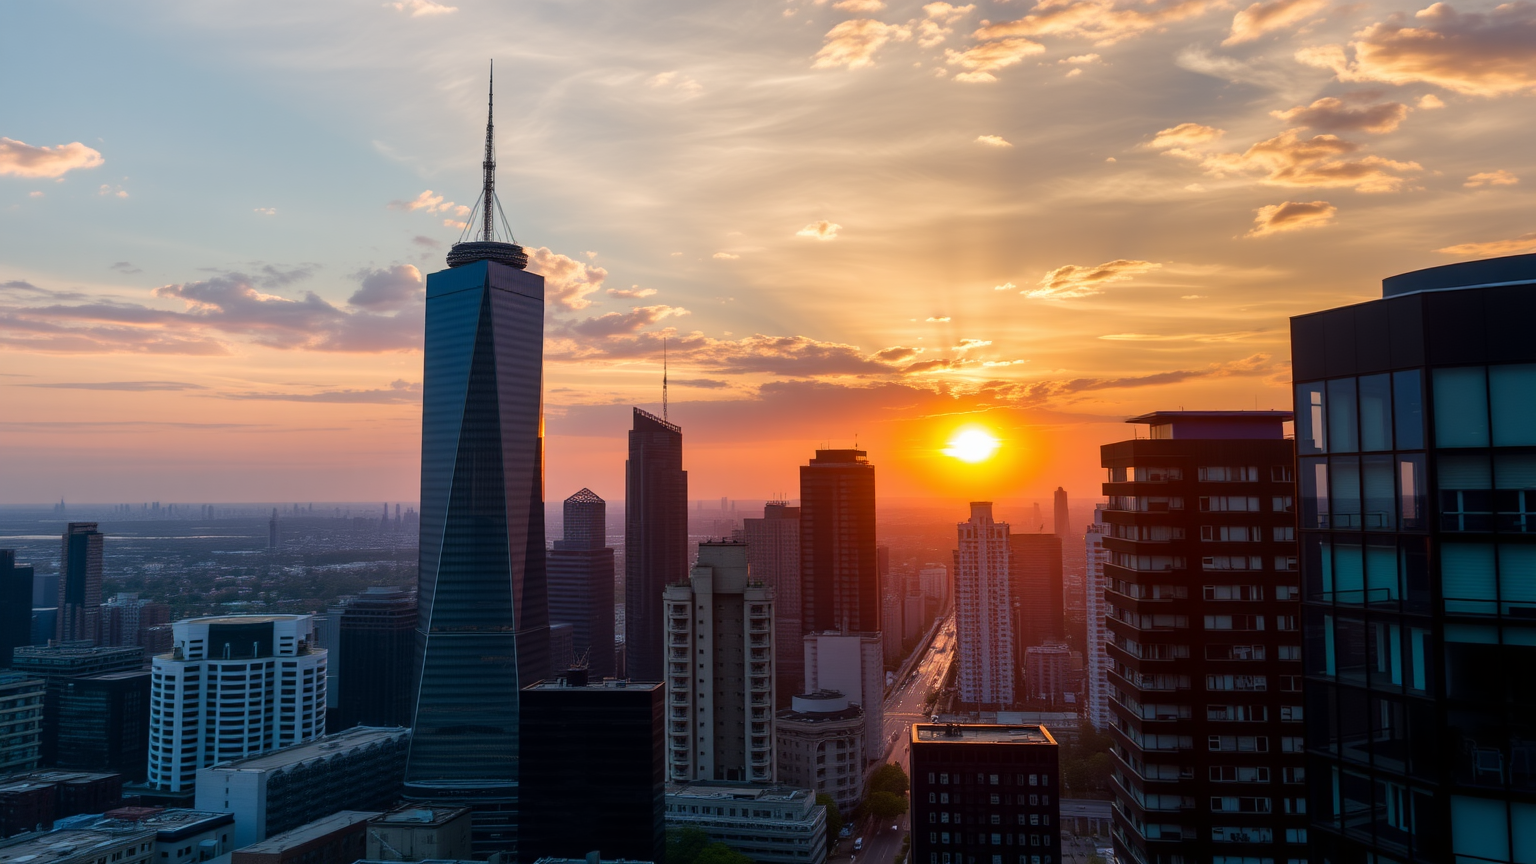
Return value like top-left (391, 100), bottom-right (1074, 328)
top-left (2, 0), bottom-right (1532, 506)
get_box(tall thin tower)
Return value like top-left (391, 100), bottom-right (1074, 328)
top-left (58, 523), bottom-right (103, 643)
top-left (624, 408), bottom-right (687, 682)
top-left (407, 65), bottom-right (549, 858)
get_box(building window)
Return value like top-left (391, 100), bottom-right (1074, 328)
top-left (1434, 367), bottom-right (1490, 447)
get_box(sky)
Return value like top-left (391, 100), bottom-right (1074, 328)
top-left (1, 0), bottom-right (1532, 507)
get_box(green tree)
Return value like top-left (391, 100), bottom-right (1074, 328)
top-left (866, 790), bottom-right (909, 821)
top-left (694, 843), bottom-right (753, 864)
top-left (816, 793), bottom-right (844, 852)
top-left (666, 828), bottom-right (712, 864)
top-left (869, 762), bottom-right (910, 797)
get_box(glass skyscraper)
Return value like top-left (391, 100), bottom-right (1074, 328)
top-left (1291, 253), bottom-right (1536, 864)
top-left (624, 407), bottom-right (687, 683)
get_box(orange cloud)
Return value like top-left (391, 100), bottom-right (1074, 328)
top-left (796, 220), bottom-right (843, 240)
top-left (1198, 129), bottom-right (1421, 192)
top-left (972, 0), bottom-right (1224, 46)
top-left (918, 2), bottom-right (975, 44)
top-left (1436, 232), bottom-right (1536, 256)
top-left (813, 19), bottom-right (913, 69)
top-left (387, 0), bottom-right (457, 16)
top-left (975, 135), bottom-right (1014, 147)
top-left (0, 138), bottom-right (103, 178)
top-left (1271, 96), bottom-right (1409, 133)
top-left (1224, 0), bottom-right (1329, 45)
top-left (833, 0), bottom-right (886, 10)
top-left (1297, 2), bottom-right (1536, 96)
top-left (1464, 170), bottom-right (1518, 187)
top-left (944, 37), bottom-right (1045, 82)
top-left (1025, 259), bottom-right (1161, 299)
top-left (608, 286), bottom-right (658, 299)
top-left (1146, 122), bottom-right (1225, 149)
top-left (387, 190), bottom-right (468, 216)
top-left (1245, 200), bottom-right (1338, 237)
top-left (527, 247), bottom-right (608, 311)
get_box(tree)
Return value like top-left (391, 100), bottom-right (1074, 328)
top-left (866, 790), bottom-right (909, 821)
top-left (694, 843), bottom-right (753, 864)
top-left (869, 762), bottom-right (910, 797)
top-left (816, 793), bottom-right (844, 852)
top-left (666, 828), bottom-right (712, 864)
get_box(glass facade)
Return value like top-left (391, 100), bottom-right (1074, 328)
top-left (409, 259), bottom-right (550, 790)
top-left (1292, 264), bottom-right (1536, 864)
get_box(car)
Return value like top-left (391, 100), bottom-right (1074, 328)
top-left (854, 839), bottom-right (864, 851)
top-left (840, 827), bottom-right (852, 838)
top-left (891, 825), bottom-right (900, 832)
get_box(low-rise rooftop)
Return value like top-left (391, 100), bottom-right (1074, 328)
top-left (201, 726), bottom-right (407, 773)
top-left (232, 811), bottom-right (377, 853)
top-left (667, 782), bottom-right (810, 803)
top-left (0, 827), bottom-right (155, 864)
top-left (912, 724), bottom-right (1057, 746)
top-left (374, 804), bottom-right (469, 827)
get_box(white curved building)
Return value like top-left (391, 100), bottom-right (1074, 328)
top-left (149, 615), bottom-right (326, 792)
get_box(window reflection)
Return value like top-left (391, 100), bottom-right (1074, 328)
top-left (1393, 370), bottom-right (1424, 450)
top-left (1359, 374), bottom-right (1393, 452)
top-left (1328, 378), bottom-right (1359, 454)
top-left (1298, 382), bottom-right (1327, 455)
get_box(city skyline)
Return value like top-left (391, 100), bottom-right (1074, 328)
top-left (6, 1), bottom-right (1532, 504)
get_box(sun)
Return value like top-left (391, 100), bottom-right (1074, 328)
top-left (943, 427), bottom-right (1001, 463)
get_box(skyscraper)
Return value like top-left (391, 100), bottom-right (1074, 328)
top-left (58, 523), bottom-right (103, 644)
top-left (1, 551), bottom-right (33, 667)
top-left (800, 449), bottom-right (879, 634)
top-left (548, 488), bottom-right (616, 678)
top-left (1009, 532), bottom-right (1065, 661)
top-left (1291, 254), bottom-right (1536, 863)
top-left (743, 502), bottom-right (802, 706)
top-left (624, 408), bottom-right (687, 683)
top-left (1054, 486), bottom-right (1070, 538)
top-left (954, 502), bottom-right (1015, 709)
top-left (909, 723), bottom-right (1060, 864)
top-left (335, 587), bottom-right (416, 730)
top-left (1083, 506), bottom-right (1111, 731)
top-left (406, 68), bottom-right (549, 857)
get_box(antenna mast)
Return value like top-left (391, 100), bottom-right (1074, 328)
top-left (663, 337), bottom-right (669, 422)
top-left (481, 61), bottom-right (496, 242)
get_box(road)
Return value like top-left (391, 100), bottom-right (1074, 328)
top-left (841, 615), bottom-right (955, 864)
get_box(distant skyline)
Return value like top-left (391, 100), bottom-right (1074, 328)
top-left (3, 0), bottom-right (1531, 503)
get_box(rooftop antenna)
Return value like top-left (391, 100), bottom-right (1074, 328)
top-left (663, 337), bottom-right (669, 423)
top-left (445, 60), bottom-right (528, 269)
top-left (482, 59), bottom-right (496, 243)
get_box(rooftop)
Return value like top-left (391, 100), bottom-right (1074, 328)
top-left (525, 678), bottom-right (662, 692)
top-left (90, 810), bottom-right (233, 840)
top-left (912, 724), bottom-right (1057, 746)
top-left (201, 726), bottom-right (407, 772)
top-left (232, 811), bottom-right (377, 853)
top-left (1383, 252), bottom-right (1536, 298)
top-left (667, 781), bottom-right (811, 803)
top-left (1123, 410), bottom-right (1292, 441)
top-left (177, 615), bottom-right (302, 625)
top-left (0, 772), bottom-right (122, 792)
top-left (375, 805), bottom-right (469, 826)
top-left (0, 827), bottom-right (156, 864)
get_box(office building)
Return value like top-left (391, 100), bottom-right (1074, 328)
top-left (1054, 488), bottom-right (1070, 539)
top-left (334, 588), bottom-right (415, 730)
top-left (904, 586), bottom-right (925, 645)
top-left (1084, 508), bottom-right (1111, 732)
top-left (1009, 533), bottom-right (1065, 660)
top-left (663, 542), bottom-right (774, 784)
top-left (548, 490), bottom-right (616, 678)
top-left (1023, 644), bottom-right (1071, 705)
top-left (1101, 410), bottom-right (1305, 864)
top-left (743, 503), bottom-right (802, 707)
top-left (1291, 254), bottom-right (1536, 864)
top-left (801, 632), bottom-right (883, 765)
top-left (150, 615), bottom-right (327, 793)
top-left (55, 671), bottom-right (150, 778)
top-left (80, 808), bottom-right (235, 863)
top-left (664, 782), bottom-right (827, 864)
top-left (11, 644), bottom-right (141, 767)
top-left (625, 408), bottom-right (688, 683)
top-left (58, 525), bottom-right (103, 645)
top-left (100, 595), bottom-right (171, 652)
top-left (955, 503), bottom-right (1016, 709)
top-left (407, 78), bottom-right (551, 860)
top-left (518, 672), bottom-right (664, 864)
top-left (229, 811), bottom-right (377, 864)
top-left (1, 554), bottom-right (33, 667)
top-left (364, 804), bottom-right (472, 862)
top-left (774, 690), bottom-right (864, 814)
top-left (919, 565), bottom-right (949, 610)
top-left (194, 725), bottom-right (408, 848)
top-left (0, 824), bottom-right (154, 864)
top-left (800, 450), bottom-right (879, 635)
top-left (0, 674), bottom-right (44, 775)
top-left (0, 772), bottom-right (124, 839)
top-left (910, 723), bottom-right (1061, 864)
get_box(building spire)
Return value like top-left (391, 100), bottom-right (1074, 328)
top-left (663, 336), bottom-right (669, 422)
top-left (482, 60), bottom-right (495, 243)
top-left (445, 60), bottom-right (528, 270)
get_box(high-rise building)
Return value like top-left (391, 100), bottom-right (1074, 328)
top-left (802, 631), bottom-right (884, 764)
top-left (1009, 533), bottom-right (1065, 685)
top-left (909, 723), bottom-right (1061, 864)
top-left (10, 644), bottom-right (142, 767)
top-left (1054, 487), bottom-right (1070, 539)
top-left (1023, 644), bottom-right (1071, 704)
top-left (919, 564), bottom-right (949, 610)
top-left (150, 615), bottom-right (327, 793)
top-left (1, 552), bottom-right (33, 667)
top-left (743, 503), bottom-right (802, 707)
top-left (517, 671), bottom-right (665, 864)
top-left (954, 503), bottom-right (1015, 709)
top-left (1084, 507), bottom-right (1111, 732)
top-left (774, 690), bottom-right (864, 814)
top-left (55, 670), bottom-right (150, 778)
top-left (0, 673), bottom-right (44, 775)
top-left (335, 588), bottom-right (415, 730)
top-left (1101, 411), bottom-right (1304, 864)
top-left (624, 408), bottom-right (687, 683)
top-left (800, 449), bottom-right (879, 635)
top-left (1291, 254), bottom-right (1536, 864)
top-left (58, 524), bottom-right (103, 645)
top-left (406, 73), bottom-right (550, 859)
top-left (662, 542), bottom-right (775, 784)
top-left (548, 489), bottom-right (616, 678)
top-left (100, 594), bottom-right (171, 651)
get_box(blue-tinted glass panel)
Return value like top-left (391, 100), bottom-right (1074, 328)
top-left (1494, 454), bottom-right (1536, 534)
top-left (1394, 370), bottom-right (1424, 450)
top-left (1301, 457), bottom-right (1329, 529)
top-left (1328, 378), bottom-right (1359, 454)
top-left (1499, 544), bottom-right (1536, 616)
top-left (1298, 382), bottom-right (1327, 454)
top-left (1366, 540), bottom-right (1398, 607)
top-left (1304, 533), bottom-right (1331, 599)
top-left (1401, 536), bottom-right (1431, 614)
top-left (1439, 453), bottom-right (1492, 533)
top-left (1332, 456), bottom-right (1362, 529)
top-left (1399, 454), bottom-right (1427, 532)
top-left (1434, 367), bottom-right (1490, 448)
top-left (1367, 620), bottom-right (1402, 689)
top-left (1363, 455), bottom-right (1395, 531)
top-left (1490, 363), bottom-right (1536, 446)
top-left (1359, 374), bottom-right (1392, 452)
top-left (1334, 541), bottom-right (1363, 604)
top-left (1442, 543), bottom-right (1496, 614)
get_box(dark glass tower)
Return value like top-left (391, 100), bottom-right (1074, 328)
top-left (405, 66), bottom-right (549, 859)
top-left (800, 449), bottom-right (879, 634)
top-left (624, 408), bottom-right (687, 682)
top-left (337, 587), bottom-right (416, 729)
top-left (548, 489), bottom-right (616, 678)
top-left (1291, 254), bottom-right (1536, 863)
top-left (1, 551), bottom-right (33, 666)
top-left (58, 523), bottom-right (103, 644)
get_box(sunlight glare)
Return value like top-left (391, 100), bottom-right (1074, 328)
top-left (943, 427), bottom-right (1000, 463)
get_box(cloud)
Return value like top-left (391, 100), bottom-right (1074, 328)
top-left (926, 316), bottom-right (951, 322)
top-left (567, 305), bottom-right (690, 338)
top-left (224, 384), bottom-right (423, 403)
top-left (28, 191), bottom-right (43, 198)
top-left (834, 0), bottom-right (886, 10)
top-left (1197, 129), bottom-right (1421, 192)
top-left (874, 346), bottom-right (922, 362)
top-left (387, 190), bottom-right (467, 216)
top-left (109, 261), bottom-right (142, 275)
top-left (671, 378), bottom-right (730, 389)
top-left (1436, 232), bottom-right (1536, 256)
top-left (1296, 3), bottom-right (1536, 96)
top-left (1146, 122), bottom-right (1224, 149)
top-left (1245, 200), bottom-right (1338, 237)
top-left (387, 0), bottom-right (457, 16)
top-left (814, 19), bottom-right (913, 69)
top-left (347, 264), bottom-right (424, 312)
top-left (903, 358), bottom-right (962, 374)
top-left (251, 264), bottom-right (319, 288)
top-left (1224, 0), bottom-right (1329, 45)
top-left (995, 353), bottom-right (1279, 402)
top-left (1271, 97), bottom-right (1409, 133)
top-left (971, 0), bottom-right (1224, 47)
top-left (1, 280), bottom-right (88, 302)
top-left (796, 220), bottom-right (842, 240)
top-left (994, 282), bottom-right (1017, 291)
top-left (527, 246), bottom-right (609, 311)
top-left (1465, 170), bottom-right (1519, 187)
top-left (1061, 53), bottom-right (1102, 63)
top-left (150, 274), bottom-right (421, 351)
top-left (1418, 93), bottom-right (1445, 108)
top-left (647, 71), bottom-right (703, 96)
top-left (975, 135), bottom-right (1014, 147)
top-left (22, 380), bottom-right (208, 391)
top-left (412, 235), bottom-right (441, 248)
top-left (548, 329), bottom-right (911, 378)
top-left (917, 2), bottom-right (974, 45)
top-left (98, 185), bottom-right (128, 198)
top-left (0, 138), bottom-right (104, 179)
top-left (608, 285), bottom-right (658, 299)
top-left (713, 252), bottom-right (740, 260)
top-left (254, 207), bottom-right (277, 215)
top-left (944, 37), bottom-right (1045, 81)
top-left (953, 338), bottom-right (992, 352)
top-left (1026, 259), bottom-right (1161, 299)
